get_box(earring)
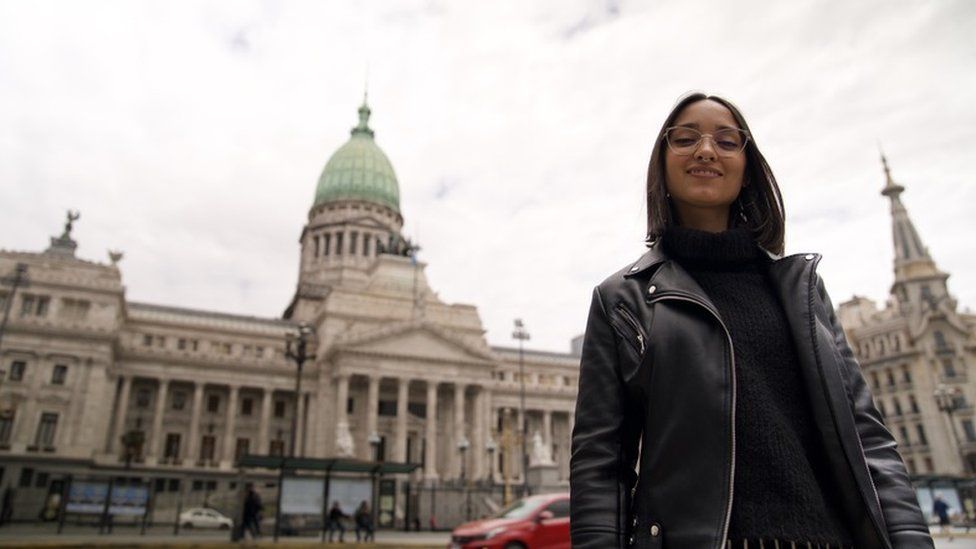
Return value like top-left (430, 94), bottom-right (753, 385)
top-left (737, 200), bottom-right (749, 224)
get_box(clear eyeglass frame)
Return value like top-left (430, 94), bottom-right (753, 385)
top-left (663, 126), bottom-right (750, 158)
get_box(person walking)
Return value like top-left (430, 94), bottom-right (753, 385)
top-left (241, 484), bottom-right (262, 540)
top-left (326, 501), bottom-right (348, 543)
top-left (933, 493), bottom-right (953, 540)
top-left (354, 500), bottom-right (374, 542)
top-left (570, 92), bottom-right (934, 549)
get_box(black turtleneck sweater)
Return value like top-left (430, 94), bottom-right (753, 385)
top-left (662, 226), bottom-right (853, 547)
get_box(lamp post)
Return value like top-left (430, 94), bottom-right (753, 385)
top-left (285, 323), bottom-right (315, 458)
top-left (511, 319), bottom-right (530, 497)
top-left (458, 436), bottom-right (470, 521)
top-left (935, 384), bottom-right (971, 475)
top-left (0, 263), bottom-right (29, 355)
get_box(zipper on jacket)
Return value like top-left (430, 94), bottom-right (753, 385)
top-left (615, 304), bottom-right (646, 355)
top-left (647, 291), bottom-right (736, 547)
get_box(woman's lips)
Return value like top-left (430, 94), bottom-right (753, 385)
top-left (687, 168), bottom-right (722, 178)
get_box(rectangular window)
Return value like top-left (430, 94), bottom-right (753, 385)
top-left (192, 480), bottom-right (203, 491)
top-left (350, 231), bottom-right (358, 255)
top-left (915, 424), bottom-right (928, 445)
top-left (156, 336), bottom-right (165, 348)
top-left (36, 296), bottom-right (49, 317)
top-left (18, 468), bottom-right (33, 488)
top-left (964, 420), bottom-right (976, 443)
top-left (313, 235), bottom-right (320, 257)
top-left (207, 395), bottom-right (220, 413)
top-left (177, 338), bottom-right (187, 351)
top-left (336, 233), bottom-right (344, 256)
top-left (323, 234), bottom-right (331, 256)
top-left (898, 426), bottom-right (910, 446)
top-left (51, 365), bottom-right (67, 385)
top-left (154, 478), bottom-right (166, 493)
top-left (34, 413), bottom-right (58, 448)
top-left (60, 298), bottom-right (90, 320)
top-left (9, 361), bottom-right (25, 382)
top-left (168, 479), bottom-right (180, 492)
top-left (408, 402), bottom-right (426, 418)
top-left (255, 346), bottom-right (264, 358)
top-left (0, 412), bottom-right (14, 445)
top-left (378, 400), bottom-right (397, 417)
top-left (363, 235), bottom-right (370, 256)
top-left (235, 438), bottom-right (250, 461)
top-left (901, 366), bottom-right (912, 383)
top-left (143, 334), bottom-right (153, 347)
top-left (942, 359), bottom-right (957, 377)
top-left (135, 388), bottom-right (151, 409)
top-left (241, 398), bottom-right (253, 416)
top-left (35, 472), bottom-right (48, 488)
top-left (269, 439), bottom-right (284, 457)
top-left (19, 294), bottom-right (35, 316)
top-left (347, 398), bottom-right (355, 414)
top-left (200, 435), bottom-right (215, 461)
top-left (171, 391), bottom-right (186, 411)
top-left (191, 340), bottom-right (199, 352)
top-left (164, 434), bottom-right (181, 459)
top-left (274, 400), bottom-right (286, 418)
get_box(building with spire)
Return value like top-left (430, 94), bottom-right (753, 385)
top-left (838, 156), bottom-right (976, 481)
top-left (0, 100), bottom-right (579, 527)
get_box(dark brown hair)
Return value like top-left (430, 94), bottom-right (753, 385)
top-left (646, 92), bottom-right (785, 255)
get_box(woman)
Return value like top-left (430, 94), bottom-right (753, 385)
top-left (355, 500), bottom-right (375, 542)
top-left (569, 92), bottom-right (933, 549)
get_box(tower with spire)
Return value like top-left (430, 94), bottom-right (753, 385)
top-left (881, 153), bottom-right (956, 315)
top-left (837, 154), bottom-right (975, 477)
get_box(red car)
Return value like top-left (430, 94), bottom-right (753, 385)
top-left (449, 493), bottom-right (570, 549)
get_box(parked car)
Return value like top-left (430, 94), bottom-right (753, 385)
top-left (179, 507), bottom-right (233, 529)
top-left (449, 493), bottom-right (570, 549)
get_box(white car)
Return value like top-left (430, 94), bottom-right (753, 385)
top-left (179, 507), bottom-right (233, 529)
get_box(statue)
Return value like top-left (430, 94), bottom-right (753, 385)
top-left (61, 210), bottom-right (80, 239)
top-left (529, 430), bottom-right (554, 466)
top-left (335, 420), bottom-right (355, 457)
top-left (108, 250), bottom-right (124, 265)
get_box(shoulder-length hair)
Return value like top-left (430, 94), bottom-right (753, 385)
top-left (645, 92), bottom-right (786, 255)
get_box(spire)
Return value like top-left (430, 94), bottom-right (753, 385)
top-left (880, 153), bottom-right (951, 312)
top-left (880, 152), bottom-right (929, 264)
top-left (351, 90), bottom-right (374, 138)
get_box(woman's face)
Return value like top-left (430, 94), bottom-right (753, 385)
top-left (664, 99), bottom-right (747, 228)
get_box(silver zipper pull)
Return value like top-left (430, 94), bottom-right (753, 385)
top-left (637, 334), bottom-right (645, 355)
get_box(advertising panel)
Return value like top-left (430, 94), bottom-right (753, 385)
top-left (65, 482), bottom-right (109, 514)
top-left (109, 485), bottom-right (150, 516)
top-left (326, 478), bottom-right (372, 515)
top-left (280, 477), bottom-right (325, 515)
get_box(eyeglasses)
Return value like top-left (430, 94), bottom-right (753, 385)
top-left (664, 126), bottom-right (750, 158)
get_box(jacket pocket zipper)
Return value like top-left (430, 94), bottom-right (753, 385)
top-left (615, 304), bottom-right (646, 355)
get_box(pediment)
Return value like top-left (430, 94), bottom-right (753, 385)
top-left (332, 321), bottom-right (495, 365)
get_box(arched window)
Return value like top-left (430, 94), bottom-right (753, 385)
top-left (908, 394), bottom-right (919, 414)
top-left (892, 397), bottom-right (903, 417)
top-left (934, 330), bottom-right (949, 351)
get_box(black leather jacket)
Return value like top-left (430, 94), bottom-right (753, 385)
top-left (570, 242), bottom-right (933, 549)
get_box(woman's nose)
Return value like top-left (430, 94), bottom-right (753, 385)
top-left (694, 138), bottom-right (717, 161)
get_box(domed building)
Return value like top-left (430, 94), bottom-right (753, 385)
top-left (0, 100), bottom-right (581, 529)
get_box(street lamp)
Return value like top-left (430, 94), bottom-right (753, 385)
top-left (934, 384), bottom-right (971, 475)
top-left (285, 323), bottom-right (315, 458)
top-left (458, 436), bottom-right (470, 521)
top-left (0, 263), bottom-right (30, 355)
top-left (511, 319), bottom-right (530, 497)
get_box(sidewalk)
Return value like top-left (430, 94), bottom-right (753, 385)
top-left (0, 524), bottom-right (450, 548)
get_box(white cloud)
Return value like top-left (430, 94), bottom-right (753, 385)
top-left (1, 0), bottom-right (974, 351)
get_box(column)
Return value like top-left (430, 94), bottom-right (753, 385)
top-left (424, 381), bottom-right (438, 481)
top-left (149, 379), bottom-right (170, 462)
top-left (222, 385), bottom-right (240, 467)
top-left (305, 392), bottom-right (319, 458)
top-left (186, 383), bottom-right (205, 463)
top-left (472, 387), bottom-right (485, 480)
top-left (108, 375), bottom-right (133, 454)
top-left (543, 409), bottom-right (553, 457)
top-left (395, 378), bottom-right (409, 462)
top-left (335, 375), bottom-right (354, 456)
top-left (258, 389), bottom-right (273, 455)
top-left (366, 375), bottom-right (380, 458)
top-left (453, 383), bottom-right (466, 479)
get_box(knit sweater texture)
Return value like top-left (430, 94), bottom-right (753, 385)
top-left (662, 226), bottom-right (853, 546)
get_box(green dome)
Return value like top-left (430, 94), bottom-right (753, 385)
top-left (314, 101), bottom-right (400, 213)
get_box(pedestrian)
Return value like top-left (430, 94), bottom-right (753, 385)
top-left (326, 501), bottom-right (347, 543)
top-left (569, 92), bottom-right (934, 548)
top-left (933, 493), bottom-right (953, 540)
top-left (241, 484), bottom-right (262, 540)
top-left (354, 500), bottom-right (374, 542)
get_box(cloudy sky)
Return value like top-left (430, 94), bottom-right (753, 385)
top-left (1, 0), bottom-right (974, 352)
